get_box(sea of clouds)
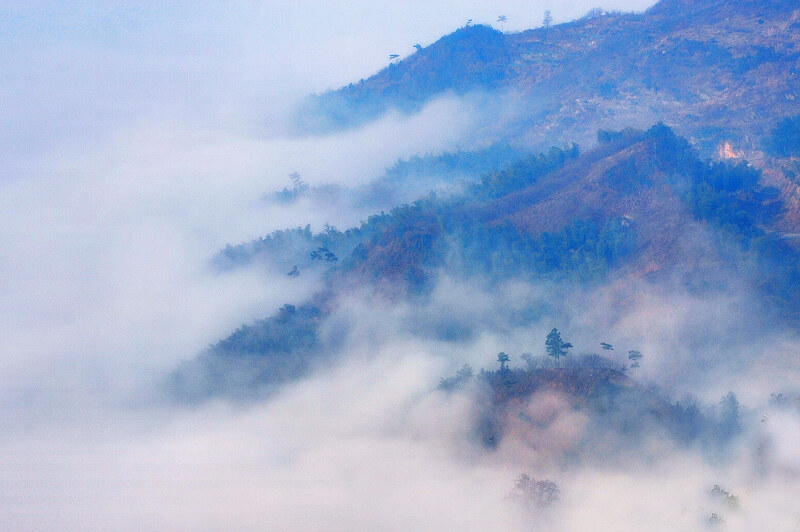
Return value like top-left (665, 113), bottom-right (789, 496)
top-left (3, 2), bottom-right (800, 530)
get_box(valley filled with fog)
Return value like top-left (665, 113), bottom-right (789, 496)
top-left (2, 1), bottom-right (800, 531)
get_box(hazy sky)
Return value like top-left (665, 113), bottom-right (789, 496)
top-left (0, 1), bottom-right (658, 173)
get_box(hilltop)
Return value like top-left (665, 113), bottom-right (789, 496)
top-left (296, 0), bottom-right (800, 156)
top-left (460, 353), bottom-right (741, 458)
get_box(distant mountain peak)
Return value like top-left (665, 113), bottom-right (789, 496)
top-left (294, 0), bottom-right (800, 155)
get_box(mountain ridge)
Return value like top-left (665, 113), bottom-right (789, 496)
top-left (296, 0), bottom-right (800, 158)
top-left (174, 123), bottom-right (800, 400)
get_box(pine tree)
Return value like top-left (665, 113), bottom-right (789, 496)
top-left (545, 329), bottom-right (572, 367)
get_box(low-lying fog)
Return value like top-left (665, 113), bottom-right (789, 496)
top-left (3, 2), bottom-right (799, 531)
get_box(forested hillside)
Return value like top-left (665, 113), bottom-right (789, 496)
top-left (176, 124), bottom-right (800, 399)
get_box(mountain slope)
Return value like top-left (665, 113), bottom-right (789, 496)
top-left (337, 126), bottom-right (783, 291)
top-left (174, 125), bottom-right (800, 400)
top-left (176, 0), bottom-right (800, 401)
top-left (296, 0), bottom-right (800, 155)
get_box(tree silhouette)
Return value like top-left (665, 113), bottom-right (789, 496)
top-left (718, 392), bottom-right (741, 439)
top-left (601, 342), bottom-right (613, 351)
top-left (288, 172), bottom-right (308, 192)
top-left (711, 485), bottom-right (740, 509)
top-left (310, 246), bottom-right (338, 262)
top-left (437, 364), bottom-right (474, 391)
top-left (585, 7), bottom-right (604, 19)
top-left (275, 172), bottom-right (310, 202)
top-left (545, 329), bottom-right (572, 367)
top-left (497, 352), bottom-right (510, 372)
top-left (514, 474), bottom-right (559, 507)
top-left (628, 350), bottom-right (642, 368)
top-left (413, 44), bottom-right (422, 52)
top-left (543, 10), bottom-right (552, 31)
top-left (497, 15), bottom-right (507, 32)
top-left (521, 352), bottom-right (536, 371)
top-left (708, 513), bottom-right (725, 526)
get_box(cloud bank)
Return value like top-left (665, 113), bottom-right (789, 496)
top-left (6, 2), bottom-right (800, 531)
